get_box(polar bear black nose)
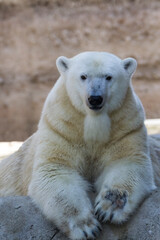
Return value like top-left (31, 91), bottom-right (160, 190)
top-left (88, 96), bottom-right (103, 106)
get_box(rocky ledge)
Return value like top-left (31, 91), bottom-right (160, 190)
top-left (0, 188), bottom-right (160, 240)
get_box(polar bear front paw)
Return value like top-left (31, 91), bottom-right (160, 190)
top-left (68, 213), bottom-right (102, 240)
top-left (94, 188), bottom-right (129, 224)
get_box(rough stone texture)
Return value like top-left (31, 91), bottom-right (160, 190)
top-left (0, 196), bottom-right (57, 240)
top-left (0, 189), bottom-right (160, 240)
top-left (1, 1), bottom-right (160, 141)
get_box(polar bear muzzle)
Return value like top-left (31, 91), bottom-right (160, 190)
top-left (87, 95), bottom-right (104, 110)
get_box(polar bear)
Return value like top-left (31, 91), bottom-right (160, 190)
top-left (0, 52), bottom-right (158, 240)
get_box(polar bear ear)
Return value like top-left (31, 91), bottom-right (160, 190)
top-left (122, 58), bottom-right (137, 77)
top-left (56, 56), bottom-right (70, 74)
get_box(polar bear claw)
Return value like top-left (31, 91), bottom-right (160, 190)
top-left (95, 188), bottom-right (128, 223)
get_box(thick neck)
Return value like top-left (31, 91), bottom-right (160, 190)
top-left (40, 78), bottom-right (85, 144)
top-left (109, 85), bottom-right (145, 141)
top-left (40, 80), bottom-right (144, 146)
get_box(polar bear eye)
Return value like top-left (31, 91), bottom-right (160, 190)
top-left (80, 74), bottom-right (87, 81)
top-left (105, 75), bottom-right (112, 81)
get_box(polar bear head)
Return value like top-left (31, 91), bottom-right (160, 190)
top-left (56, 52), bottom-right (137, 115)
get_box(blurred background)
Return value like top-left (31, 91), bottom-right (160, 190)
top-left (0, 0), bottom-right (160, 142)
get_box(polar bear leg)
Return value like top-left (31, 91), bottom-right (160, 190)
top-left (29, 165), bottom-right (101, 240)
top-left (94, 159), bottom-right (155, 224)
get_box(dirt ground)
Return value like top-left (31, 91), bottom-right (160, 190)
top-left (0, 0), bottom-right (160, 141)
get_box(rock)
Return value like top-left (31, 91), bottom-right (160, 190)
top-left (0, 196), bottom-right (57, 240)
top-left (1, 1), bottom-right (160, 141)
top-left (0, 189), bottom-right (160, 240)
top-left (0, 77), bottom-right (4, 85)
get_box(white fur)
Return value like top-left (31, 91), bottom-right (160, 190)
top-left (84, 112), bottom-right (111, 143)
top-left (0, 52), bottom-right (156, 240)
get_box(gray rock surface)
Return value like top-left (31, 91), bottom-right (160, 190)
top-left (0, 189), bottom-right (160, 240)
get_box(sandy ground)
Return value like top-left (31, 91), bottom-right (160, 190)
top-left (0, 0), bottom-right (160, 141)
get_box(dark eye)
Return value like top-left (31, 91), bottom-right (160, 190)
top-left (80, 74), bottom-right (87, 81)
top-left (105, 75), bottom-right (112, 81)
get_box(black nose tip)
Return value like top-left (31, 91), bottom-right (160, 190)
top-left (88, 95), bottom-right (103, 106)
